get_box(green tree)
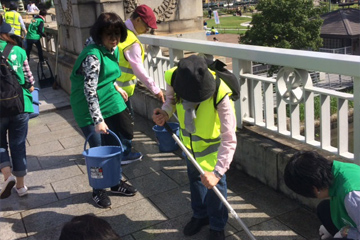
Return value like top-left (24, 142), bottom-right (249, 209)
top-left (241, 0), bottom-right (323, 50)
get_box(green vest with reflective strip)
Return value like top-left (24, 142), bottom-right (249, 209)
top-left (5, 11), bottom-right (21, 36)
top-left (116, 29), bottom-right (145, 96)
top-left (164, 67), bottom-right (234, 172)
top-left (329, 161), bottom-right (360, 230)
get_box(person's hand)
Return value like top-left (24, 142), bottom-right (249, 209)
top-left (200, 171), bottom-right (220, 189)
top-left (95, 122), bottom-right (109, 134)
top-left (28, 85), bottom-right (34, 92)
top-left (152, 108), bottom-right (169, 126)
top-left (319, 225), bottom-right (332, 240)
top-left (333, 231), bottom-right (342, 238)
top-left (116, 87), bottom-right (128, 102)
top-left (155, 91), bottom-right (165, 103)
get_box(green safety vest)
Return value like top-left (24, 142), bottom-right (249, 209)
top-left (5, 11), bottom-right (21, 36)
top-left (164, 67), bottom-right (234, 171)
top-left (26, 17), bottom-right (44, 40)
top-left (70, 44), bottom-right (126, 127)
top-left (0, 40), bottom-right (33, 113)
top-left (329, 161), bottom-right (360, 230)
top-left (116, 29), bottom-right (145, 96)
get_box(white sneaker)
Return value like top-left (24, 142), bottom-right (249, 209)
top-left (15, 186), bottom-right (28, 197)
top-left (0, 175), bottom-right (16, 199)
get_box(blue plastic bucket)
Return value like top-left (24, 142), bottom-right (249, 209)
top-left (152, 122), bottom-right (180, 152)
top-left (82, 130), bottom-right (123, 189)
top-left (29, 88), bottom-right (40, 119)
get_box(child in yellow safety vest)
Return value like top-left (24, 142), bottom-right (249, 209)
top-left (152, 55), bottom-right (237, 240)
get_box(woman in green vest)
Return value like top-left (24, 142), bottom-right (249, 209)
top-left (70, 12), bottom-right (137, 209)
top-left (284, 151), bottom-right (360, 239)
top-left (25, 8), bottom-right (47, 63)
top-left (0, 20), bottom-right (35, 199)
top-left (152, 55), bottom-right (237, 240)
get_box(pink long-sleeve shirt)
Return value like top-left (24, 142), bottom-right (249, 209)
top-left (162, 83), bottom-right (237, 175)
top-left (123, 19), bottom-right (161, 95)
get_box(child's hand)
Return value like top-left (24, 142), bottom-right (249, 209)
top-left (152, 108), bottom-right (168, 126)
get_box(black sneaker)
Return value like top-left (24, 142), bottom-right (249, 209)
top-left (110, 180), bottom-right (137, 196)
top-left (183, 217), bottom-right (209, 236)
top-left (92, 190), bottom-right (111, 208)
top-left (209, 229), bottom-right (225, 240)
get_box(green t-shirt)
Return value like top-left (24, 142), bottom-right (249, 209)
top-left (70, 44), bottom-right (126, 127)
top-left (0, 40), bottom-right (33, 113)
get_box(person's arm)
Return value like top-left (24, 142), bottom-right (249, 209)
top-left (343, 191), bottom-right (360, 239)
top-left (200, 95), bottom-right (237, 189)
top-left (152, 82), bottom-right (175, 126)
top-left (124, 43), bottom-right (164, 102)
top-left (215, 95), bottom-right (237, 176)
top-left (18, 15), bottom-right (27, 33)
top-left (22, 59), bottom-right (35, 91)
top-left (81, 55), bottom-right (105, 129)
top-left (37, 21), bottom-right (46, 37)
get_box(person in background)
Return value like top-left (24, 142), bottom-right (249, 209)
top-left (152, 55), bottom-right (237, 240)
top-left (27, 1), bottom-right (39, 13)
top-left (208, 8), bottom-right (212, 19)
top-left (4, 2), bottom-right (27, 47)
top-left (0, 18), bottom-right (35, 199)
top-left (70, 12), bottom-right (137, 209)
top-left (115, 4), bottom-right (165, 165)
top-left (210, 26), bottom-right (216, 35)
top-left (284, 151), bottom-right (360, 240)
top-left (59, 214), bottom-right (121, 240)
top-left (25, 8), bottom-right (46, 63)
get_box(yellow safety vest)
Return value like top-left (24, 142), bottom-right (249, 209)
top-left (5, 11), bottom-right (21, 36)
top-left (164, 67), bottom-right (235, 172)
top-left (116, 29), bottom-right (145, 96)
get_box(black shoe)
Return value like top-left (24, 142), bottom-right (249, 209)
top-left (209, 229), bottom-right (225, 240)
top-left (92, 190), bottom-right (111, 208)
top-left (110, 180), bottom-right (137, 196)
top-left (183, 217), bottom-right (209, 236)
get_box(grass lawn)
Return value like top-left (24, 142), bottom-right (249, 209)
top-left (205, 16), bottom-right (251, 34)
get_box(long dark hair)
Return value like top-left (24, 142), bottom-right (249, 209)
top-left (0, 18), bottom-right (17, 45)
top-left (90, 12), bottom-right (127, 45)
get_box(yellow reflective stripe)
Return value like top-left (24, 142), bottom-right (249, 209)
top-left (193, 143), bottom-right (220, 158)
top-left (117, 79), bottom-right (137, 87)
top-left (119, 66), bottom-right (134, 74)
top-left (181, 128), bottom-right (221, 143)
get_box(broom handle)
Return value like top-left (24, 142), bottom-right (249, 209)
top-left (163, 123), bottom-right (256, 240)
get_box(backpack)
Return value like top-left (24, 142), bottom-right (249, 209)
top-left (204, 58), bottom-right (240, 104)
top-left (0, 44), bottom-right (24, 117)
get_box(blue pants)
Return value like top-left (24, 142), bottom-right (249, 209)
top-left (0, 113), bottom-right (29, 177)
top-left (186, 157), bottom-right (228, 231)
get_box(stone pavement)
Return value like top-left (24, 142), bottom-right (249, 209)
top-left (0, 56), bottom-right (321, 240)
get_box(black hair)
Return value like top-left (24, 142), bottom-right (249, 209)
top-left (284, 151), bottom-right (333, 198)
top-left (90, 12), bottom-right (127, 45)
top-left (59, 214), bottom-right (121, 240)
top-left (39, 8), bottom-right (47, 17)
top-left (130, 11), bottom-right (140, 20)
top-left (9, 2), bottom-right (17, 11)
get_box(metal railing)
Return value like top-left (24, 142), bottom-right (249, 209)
top-left (139, 35), bottom-right (360, 164)
top-left (40, 28), bottom-right (360, 164)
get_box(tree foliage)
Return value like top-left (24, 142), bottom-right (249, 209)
top-left (241, 0), bottom-right (324, 50)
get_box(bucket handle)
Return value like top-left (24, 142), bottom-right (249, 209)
top-left (84, 129), bottom-right (124, 152)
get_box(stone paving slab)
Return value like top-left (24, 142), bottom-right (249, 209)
top-left (0, 81), bottom-right (320, 240)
